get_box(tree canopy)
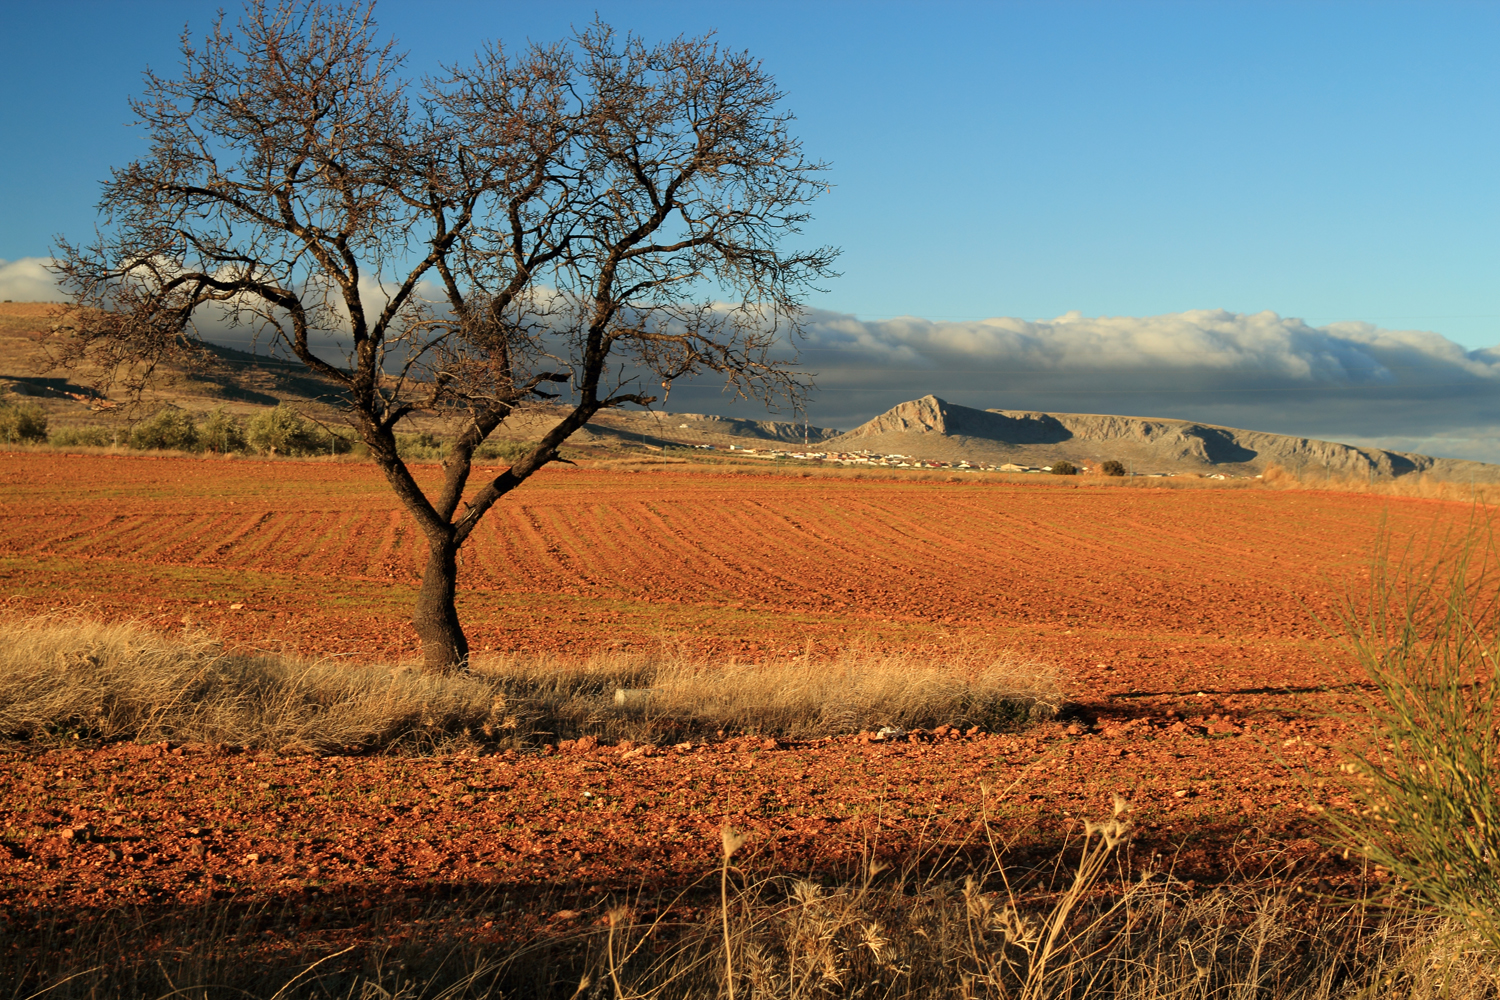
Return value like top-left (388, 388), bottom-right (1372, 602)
top-left (54, 0), bottom-right (838, 671)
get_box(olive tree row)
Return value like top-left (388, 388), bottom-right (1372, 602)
top-left (54, 1), bottom-right (837, 671)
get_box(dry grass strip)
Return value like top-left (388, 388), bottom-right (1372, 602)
top-left (0, 616), bottom-right (1057, 753)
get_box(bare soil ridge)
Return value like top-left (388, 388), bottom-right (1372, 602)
top-left (832, 393), bottom-right (1500, 481)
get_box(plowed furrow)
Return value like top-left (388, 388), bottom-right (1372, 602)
top-left (636, 500), bottom-right (795, 601)
top-left (318, 510), bottom-right (389, 580)
top-left (145, 513), bottom-right (246, 564)
top-left (215, 512), bottom-right (295, 567)
top-left (270, 511), bottom-right (344, 574)
top-left (195, 511), bottom-right (278, 565)
top-left (364, 511), bottom-right (408, 578)
top-left (0, 453), bottom-right (1479, 660)
top-left (15, 513), bottom-right (129, 555)
top-left (285, 511), bottom-right (347, 575)
top-left (34, 512), bottom-right (155, 558)
top-left (79, 514), bottom-right (189, 560)
top-left (474, 504), bottom-right (577, 592)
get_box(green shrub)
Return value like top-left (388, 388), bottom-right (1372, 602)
top-left (396, 431), bottom-right (447, 460)
top-left (0, 402), bottom-right (49, 444)
top-left (1331, 524), bottom-right (1500, 951)
top-left (1100, 459), bottom-right (1126, 477)
top-left (473, 437), bottom-right (581, 465)
top-left (384, 435), bottom-right (576, 464)
top-left (246, 405), bottom-right (325, 456)
top-left (197, 407), bottom-right (246, 454)
top-left (50, 425), bottom-right (115, 448)
top-left (476, 437), bottom-right (537, 463)
top-left (128, 408), bottom-right (199, 451)
top-left (1049, 460), bottom-right (1077, 476)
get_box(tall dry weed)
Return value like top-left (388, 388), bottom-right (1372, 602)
top-left (9, 860), bottom-right (1494, 999)
top-left (13, 803), bottom-right (1476, 1000)
top-left (575, 800), bottom-right (1497, 1000)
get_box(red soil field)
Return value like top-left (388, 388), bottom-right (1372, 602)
top-left (0, 452), bottom-right (1447, 679)
top-left (0, 452), bottom-right (1484, 929)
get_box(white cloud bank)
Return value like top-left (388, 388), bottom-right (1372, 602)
top-left (669, 307), bottom-right (1500, 464)
top-left (800, 308), bottom-right (1496, 384)
top-left (0, 258), bottom-right (67, 303)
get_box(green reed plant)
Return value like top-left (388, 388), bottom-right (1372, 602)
top-left (1331, 517), bottom-right (1500, 952)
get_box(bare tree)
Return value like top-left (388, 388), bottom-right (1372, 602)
top-left (52, 1), bottom-right (837, 672)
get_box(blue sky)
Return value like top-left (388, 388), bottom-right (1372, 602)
top-left (2, 1), bottom-right (1497, 459)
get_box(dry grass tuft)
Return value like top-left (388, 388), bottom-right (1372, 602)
top-left (0, 616), bottom-right (1056, 753)
top-left (1260, 462), bottom-right (1494, 502)
top-left (486, 646), bottom-right (1059, 746)
top-left (0, 615), bottom-right (502, 754)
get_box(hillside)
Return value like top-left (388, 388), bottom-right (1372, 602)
top-left (487, 405), bottom-right (839, 452)
top-left (829, 394), bottom-right (1500, 482)
top-left (0, 303), bottom-right (348, 423)
top-left (9, 301), bottom-right (1489, 480)
top-left (0, 302), bottom-right (833, 450)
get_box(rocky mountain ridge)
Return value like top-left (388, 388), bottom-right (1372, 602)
top-left (828, 395), bottom-right (1500, 482)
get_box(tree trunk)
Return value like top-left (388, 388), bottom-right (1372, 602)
top-left (413, 538), bottom-right (469, 674)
